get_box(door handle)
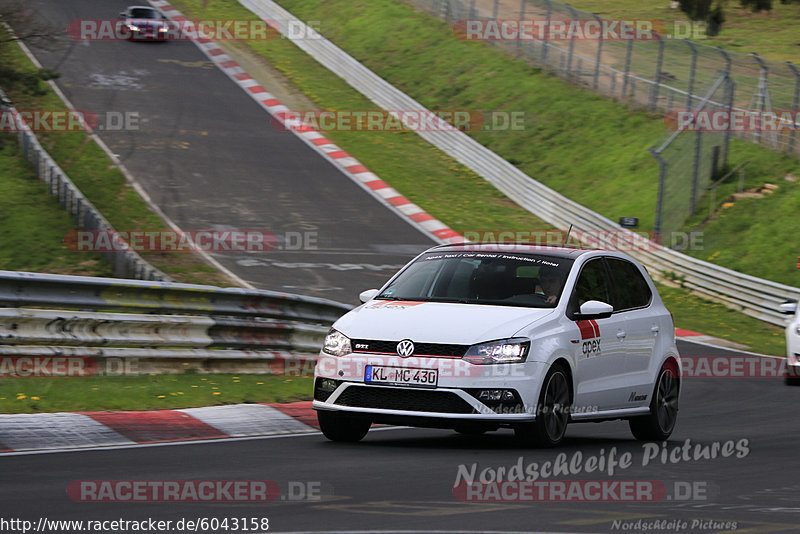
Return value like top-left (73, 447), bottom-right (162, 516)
top-left (616, 330), bottom-right (627, 340)
top-left (651, 325), bottom-right (660, 335)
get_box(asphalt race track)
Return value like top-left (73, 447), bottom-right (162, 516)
top-left (2, 340), bottom-right (800, 533)
top-left (26, 0), bottom-right (434, 304)
top-left (6, 2), bottom-right (800, 533)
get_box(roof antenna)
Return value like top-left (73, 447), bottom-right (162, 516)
top-left (563, 224), bottom-right (574, 247)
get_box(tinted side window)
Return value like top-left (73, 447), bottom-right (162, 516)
top-left (607, 258), bottom-right (652, 310)
top-left (573, 259), bottom-right (611, 306)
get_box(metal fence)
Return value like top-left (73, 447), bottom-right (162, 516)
top-left (0, 270), bottom-right (351, 375)
top-left (408, 0), bottom-right (800, 234)
top-left (241, 0), bottom-right (800, 327)
top-left (0, 89), bottom-right (169, 282)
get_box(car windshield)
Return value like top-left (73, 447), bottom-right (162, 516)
top-left (130, 8), bottom-right (159, 19)
top-left (376, 251), bottom-right (573, 308)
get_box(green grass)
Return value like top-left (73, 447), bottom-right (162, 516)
top-left (657, 283), bottom-right (786, 355)
top-left (0, 374), bottom-right (313, 413)
top-left (0, 36), bottom-right (233, 286)
top-left (0, 135), bottom-right (112, 275)
top-left (564, 0), bottom-right (800, 65)
top-left (167, 0), bottom-right (789, 356)
top-left (184, 0), bottom-right (800, 284)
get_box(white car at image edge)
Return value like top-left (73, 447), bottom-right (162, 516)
top-left (780, 299), bottom-right (800, 385)
top-left (313, 243), bottom-right (681, 447)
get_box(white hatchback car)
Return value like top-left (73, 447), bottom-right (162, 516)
top-left (313, 243), bottom-right (681, 446)
top-left (780, 300), bottom-right (800, 385)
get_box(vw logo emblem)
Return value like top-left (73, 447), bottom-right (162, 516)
top-left (396, 339), bottom-right (415, 357)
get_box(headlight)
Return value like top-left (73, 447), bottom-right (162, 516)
top-left (463, 338), bottom-right (529, 364)
top-left (322, 329), bottom-right (352, 357)
top-left (127, 24), bottom-right (141, 31)
top-left (158, 26), bottom-right (168, 32)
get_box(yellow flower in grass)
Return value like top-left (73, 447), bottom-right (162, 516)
top-left (213, 392), bottom-right (221, 396)
top-left (157, 395), bottom-right (166, 399)
top-left (16, 394), bottom-right (26, 400)
top-left (31, 396), bottom-right (40, 400)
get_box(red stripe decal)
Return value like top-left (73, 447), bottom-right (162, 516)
top-left (83, 411), bottom-right (227, 444)
top-left (576, 320), bottom-right (595, 340)
top-left (590, 320), bottom-right (600, 337)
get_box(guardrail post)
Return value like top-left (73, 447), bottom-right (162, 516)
top-left (649, 39), bottom-right (664, 111)
top-left (786, 62), bottom-right (799, 155)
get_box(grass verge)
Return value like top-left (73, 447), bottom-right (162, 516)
top-left (0, 31), bottom-right (232, 286)
top-left (168, 0), bottom-right (788, 355)
top-left (0, 135), bottom-right (111, 275)
top-left (0, 374), bottom-right (313, 414)
top-left (564, 0), bottom-right (800, 65)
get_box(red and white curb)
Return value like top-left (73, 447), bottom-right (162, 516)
top-left (0, 401), bottom-right (318, 454)
top-left (146, 0), bottom-right (463, 246)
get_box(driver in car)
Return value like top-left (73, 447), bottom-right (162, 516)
top-left (535, 266), bottom-right (562, 305)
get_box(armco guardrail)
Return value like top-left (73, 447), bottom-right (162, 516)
top-left (0, 270), bottom-right (351, 375)
top-left (0, 88), bottom-right (168, 282)
top-left (236, 0), bottom-right (799, 327)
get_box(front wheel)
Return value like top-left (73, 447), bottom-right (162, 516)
top-left (515, 364), bottom-right (571, 447)
top-left (629, 362), bottom-right (680, 441)
top-left (317, 410), bottom-right (371, 442)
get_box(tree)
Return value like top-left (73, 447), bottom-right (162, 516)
top-left (0, 0), bottom-right (61, 96)
top-left (678, 0), bottom-right (726, 37)
top-left (740, 0), bottom-right (772, 10)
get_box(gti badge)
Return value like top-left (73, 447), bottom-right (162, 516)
top-left (396, 339), bottom-right (415, 358)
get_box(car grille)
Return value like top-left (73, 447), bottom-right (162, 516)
top-left (350, 339), bottom-right (469, 357)
top-left (334, 385), bottom-right (475, 414)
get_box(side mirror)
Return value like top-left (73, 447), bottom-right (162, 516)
top-left (574, 300), bottom-right (613, 320)
top-left (359, 289), bottom-right (379, 303)
top-left (780, 299), bottom-right (797, 315)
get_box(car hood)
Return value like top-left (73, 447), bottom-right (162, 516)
top-left (333, 300), bottom-right (554, 345)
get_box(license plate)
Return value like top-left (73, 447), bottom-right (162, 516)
top-left (364, 365), bottom-right (438, 387)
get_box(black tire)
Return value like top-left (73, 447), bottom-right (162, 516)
top-left (317, 410), bottom-right (371, 442)
top-left (515, 363), bottom-right (571, 447)
top-left (785, 376), bottom-right (800, 386)
top-left (629, 362), bottom-right (680, 441)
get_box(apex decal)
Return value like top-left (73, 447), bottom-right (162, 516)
top-left (576, 320), bottom-right (601, 357)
